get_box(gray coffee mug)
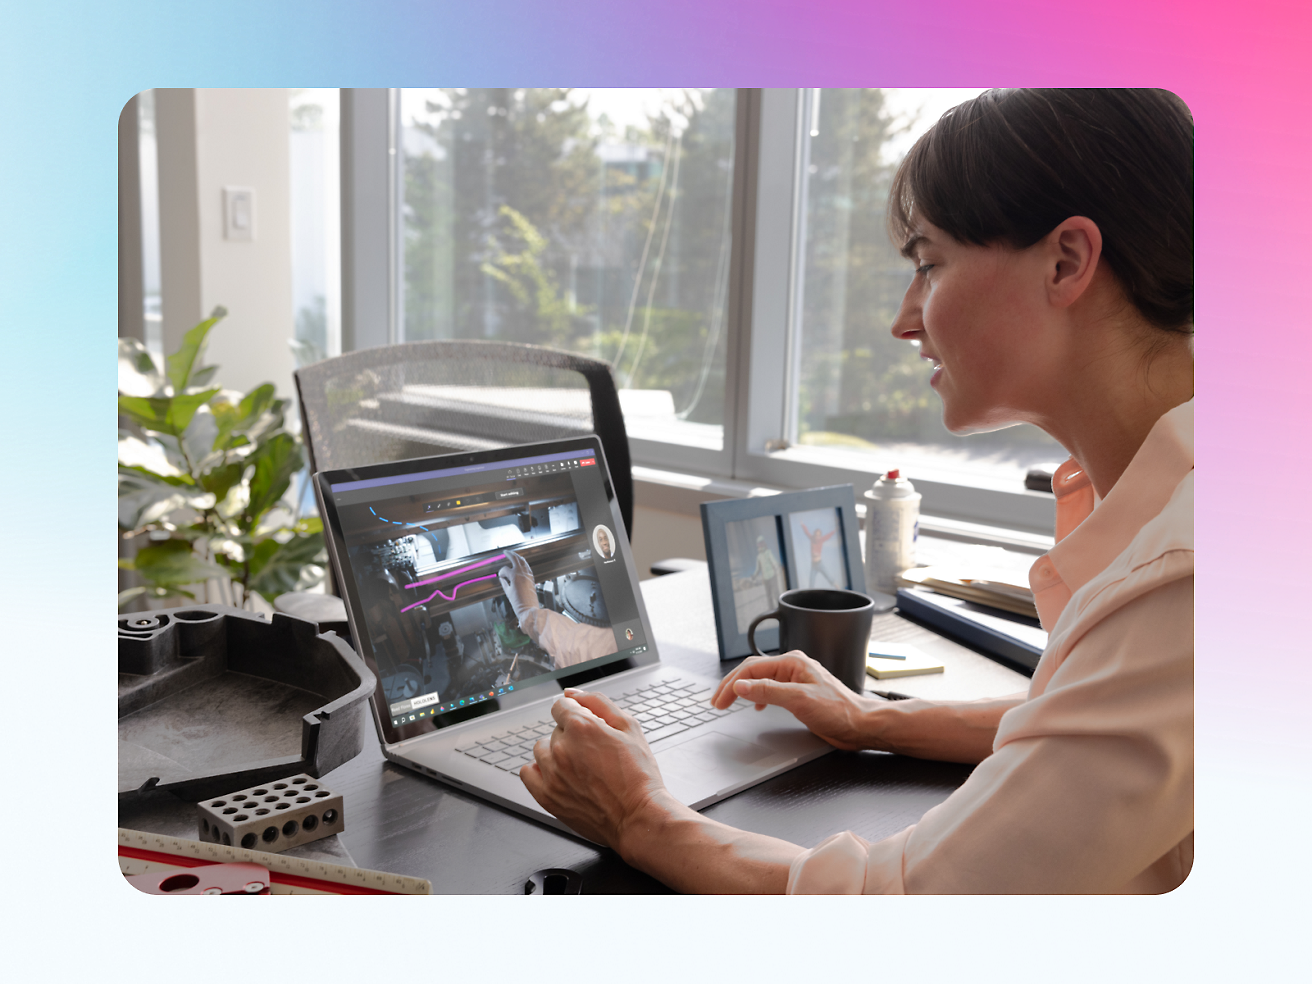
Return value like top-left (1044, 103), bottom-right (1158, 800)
top-left (746, 588), bottom-right (875, 693)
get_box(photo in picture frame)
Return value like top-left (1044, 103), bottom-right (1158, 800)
top-left (700, 485), bottom-right (866, 660)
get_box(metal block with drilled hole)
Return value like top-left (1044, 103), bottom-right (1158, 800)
top-left (197, 774), bottom-right (343, 853)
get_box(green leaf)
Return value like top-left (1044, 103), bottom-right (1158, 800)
top-left (118, 389), bottom-right (220, 438)
top-left (117, 395), bottom-right (172, 434)
top-left (118, 338), bottom-right (165, 397)
top-left (166, 308), bottom-right (225, 393)
top-left (127, 538), bottom-right (229, 588)
top-left (209, 400), bottom-right (242, 450)
top-left (212, 383), bottom-right (276, 451)
top-left (293, 515), bottom-right (323, 535)
top-left (188, 364), bottom-right (220, 389)
top-left (198, 461), bottom-right (244, 502)
top-left (118, 469), bottom-right (213, 530)
top-left (119, 433), bottom-right (187, 480)
top-left (245, 537), bottom-right (280, 577)
top-left (247, 531), bottom-right (326, 604)
top-left (236, 380), bottom-right (276, 419)
top-left (245, 433), bottom-right (302, 524)
top-left (119, 463), bottom-right (193, 488)
top-left (178, 405), bottom-right (220, 472)
top-left (237, 383), bottom-right (277, 422)
top-left (212, 551), bottom-right (245, 577)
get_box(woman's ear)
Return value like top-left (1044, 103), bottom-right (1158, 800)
top-left (1045, 216), bottom-right (1103, 308)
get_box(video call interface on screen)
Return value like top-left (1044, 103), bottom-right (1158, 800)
top-left (328, 450), bottom-right (645, 729)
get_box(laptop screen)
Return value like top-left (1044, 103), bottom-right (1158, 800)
top-left (317, 439), bottom-right (656, 743)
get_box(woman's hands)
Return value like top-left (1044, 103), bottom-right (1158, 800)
top-left (518, 657), bottom-right (1017, 888)
top-left (519, 690), bottom-right (675, 851)
top-left (711, 651), bottom-right (878, 751)
top-left (715, 653), bottom-right (1024, 762)
top-left (519, 687), bottom-right (805, 892)
top-left (520, 654), bottom-right (879, 846)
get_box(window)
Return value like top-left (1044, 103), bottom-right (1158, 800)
top-left (397, 88), bottom-right (736, 451)
top-left (136, 90), bottom-right (163, 365)
top-left (289, 88), bottom-right (342, 367)
top-left (738, 90), bottom-right (1057, 534)
top-left (345, 89), bottom-right (1058, 535)
top-left (791, 89), bottom-right (1065, 484)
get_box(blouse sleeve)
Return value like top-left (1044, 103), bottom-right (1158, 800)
top-left (786, 832), bottom-right (873, 894)
top-left (789, 561), bottom-right (1193, 894)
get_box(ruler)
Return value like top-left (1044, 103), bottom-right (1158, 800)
top-left (118, 829), bottom-right (431, 895)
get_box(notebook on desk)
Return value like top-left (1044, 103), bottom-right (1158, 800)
top-left (895, 586), bottom-right (1048, 676)
top-left (314, 436), bottom-right (831, 839)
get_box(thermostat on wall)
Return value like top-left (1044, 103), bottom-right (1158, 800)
top-left (223, 186), bottom-right (255, 241)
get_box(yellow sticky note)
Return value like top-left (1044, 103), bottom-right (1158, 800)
top-left (866, 644), bottom-right (945, 679)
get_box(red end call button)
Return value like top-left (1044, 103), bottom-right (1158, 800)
top-left (580, 458), bottom-right (596, 466)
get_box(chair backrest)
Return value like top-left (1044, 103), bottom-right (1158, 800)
top-left (295, 340), bottom-right (633, 538)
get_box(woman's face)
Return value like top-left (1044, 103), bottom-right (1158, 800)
top-left (890, 220), bottom-right (1057, 434)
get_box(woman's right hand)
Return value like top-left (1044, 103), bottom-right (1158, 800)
top-left (711, 652), bottom-right (877, 751)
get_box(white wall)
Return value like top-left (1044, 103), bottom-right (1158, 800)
top-left (157, 88), bottom-right (295, 405)
top-left (118, 94), bottom-right (145, 343)
top-left (155, 89), bottom-right (201, 358)
top-left (630, 504), bottom-right (707, 580)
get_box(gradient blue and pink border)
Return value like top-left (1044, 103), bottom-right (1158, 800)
top-left (2, 0), bottom-right (1308, 975)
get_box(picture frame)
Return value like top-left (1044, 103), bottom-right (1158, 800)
top-left (700, 485), bottom-right (866, 661)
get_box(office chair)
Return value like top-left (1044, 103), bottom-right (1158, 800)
top-left (294, 339), bottom-right (634, 539)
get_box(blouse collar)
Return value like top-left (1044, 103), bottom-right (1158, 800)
top-left (1029, 402), bottom-right (1193, 630)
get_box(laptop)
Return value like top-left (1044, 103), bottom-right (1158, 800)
top-left (314, 435), bottom-right (832, 839)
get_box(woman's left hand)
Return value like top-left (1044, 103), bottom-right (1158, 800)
top-left (519, 689), bottom-right (671, 849)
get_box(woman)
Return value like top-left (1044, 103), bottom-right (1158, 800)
top-left (519, 89), bottom-right (1194, 894)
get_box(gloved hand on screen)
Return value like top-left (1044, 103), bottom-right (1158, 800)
top-left (496, 548), bottom-right (618, 669)
top-left (498, 550), bottom-right (540, 623)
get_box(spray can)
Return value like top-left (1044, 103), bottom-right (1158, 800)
top-left (864, 469), bottom-right (920, 595)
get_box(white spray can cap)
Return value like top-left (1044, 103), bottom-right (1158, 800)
top-left (868, 468), bottom-right (918, 499)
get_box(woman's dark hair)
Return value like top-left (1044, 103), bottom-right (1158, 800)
top-left (888, 89), bottom-right (1193, 333)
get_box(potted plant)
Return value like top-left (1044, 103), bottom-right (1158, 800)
top-left (118, 308), bottom-right (325, 610)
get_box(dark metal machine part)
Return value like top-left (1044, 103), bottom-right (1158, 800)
top-left (559, 572), bottom-right (608, 626)
top-left (118, 606), bottom-right (376, 801)
top-left (316, 569), bottom-right (978, 894)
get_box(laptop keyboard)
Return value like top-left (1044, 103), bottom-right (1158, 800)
top-left (454, 679), bottom-right (746, 773)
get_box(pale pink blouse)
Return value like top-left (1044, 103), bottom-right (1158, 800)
top-left (788, 403), bottom-right (1194, 894)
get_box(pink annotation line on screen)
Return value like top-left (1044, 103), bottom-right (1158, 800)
top-left (399, 573), bottom-right (502, 613)
top-left (398, 552), bottom-right (512, 613)
top-left (404, 553), bottom-right (509, 590)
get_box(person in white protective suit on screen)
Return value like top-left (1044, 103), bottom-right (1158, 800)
top-left (497, 551), bottom-right (617, 669)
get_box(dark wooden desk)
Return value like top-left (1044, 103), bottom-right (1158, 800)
top-left (309, 566), bottom-right (1030, 894)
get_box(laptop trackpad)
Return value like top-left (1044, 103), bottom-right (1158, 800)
top-left (656, 732), bottom-right (783, 801)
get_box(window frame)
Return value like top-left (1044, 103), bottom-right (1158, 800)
top-left (734, 89), bottom-right (1055, 536)
top-left (342, 88), bottom-right (1057, 538)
